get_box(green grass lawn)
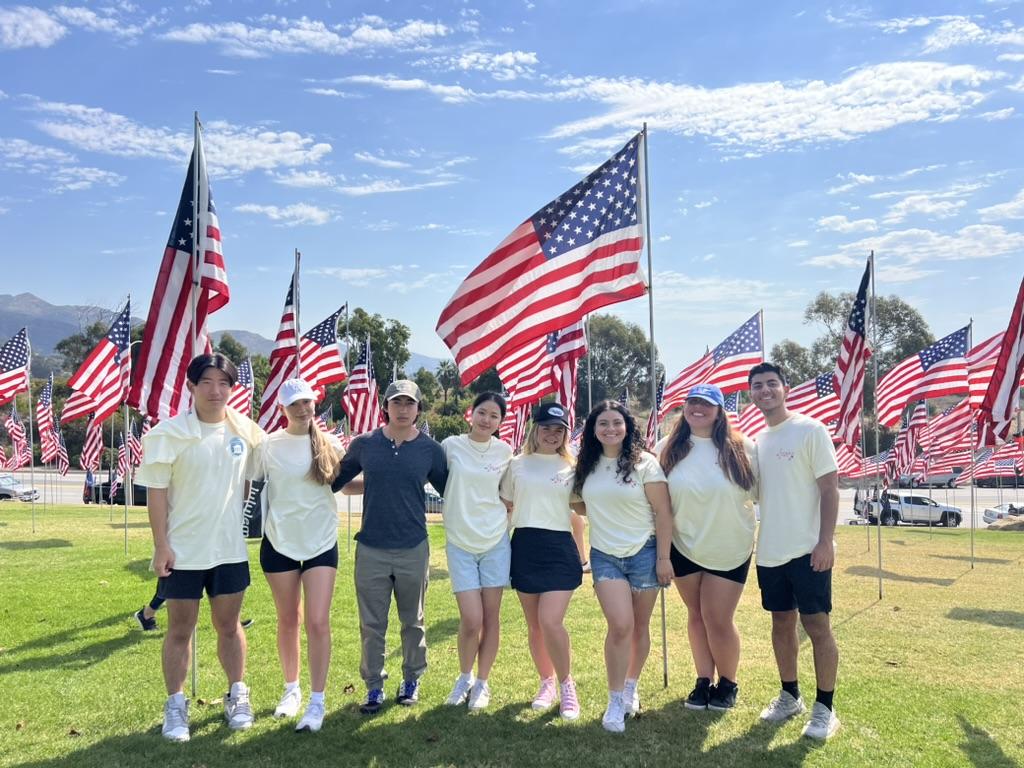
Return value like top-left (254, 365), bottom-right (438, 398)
top-left (0, 505), bottom-right (1021, 768)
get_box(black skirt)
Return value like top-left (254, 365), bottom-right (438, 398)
top-left (510, 527), bottom-right (583, 594)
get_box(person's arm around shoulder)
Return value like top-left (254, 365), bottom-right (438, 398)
top-left (641, 454), bottom-right (674, 585)
top-left (427, 438), bottom-right (449, 497)
top-left (331, 434), bottom-right (365, 493)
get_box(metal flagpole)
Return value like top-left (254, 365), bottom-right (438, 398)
top-left (190, 112), bottom-right (202, 700)
top-left (26, 369), bottom-right (38, 533)
top-left (968, 318), bottom-right (976, 568)
top-left (344, 305), bottom-right (353, 554)
top-left (869, 251), bottom-right (883, 600)
top-left (859, 401), bottom-right (870, 552)
top-left (639, 123), bottom-right (668, 689)
top-left (123, 403), bottom-right (130, 555)
top-left (293, 250), bottom-right (302, 375)
top-left (586, 315), bottom-right (593, 412)
top-left (109, 416), bottom-right (115, 520)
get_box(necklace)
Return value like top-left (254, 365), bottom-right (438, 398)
top-left (467, 435), bottom-right (491, 454)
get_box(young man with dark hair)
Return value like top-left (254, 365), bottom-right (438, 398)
top-left (331, 380), bottom-right (448, 714)
top-left (137, 353), bottom-right (265, 742)
top-left (748, 362), bottom-right (841, 741)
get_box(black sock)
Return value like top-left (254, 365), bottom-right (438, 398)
top-left (717, 676), bottom-right (737, 691)
top-left (781, 680), bottom-right (800, 700)
top-left (816, 689), bottom-right (834, 711)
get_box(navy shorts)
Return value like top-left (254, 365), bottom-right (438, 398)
top-left (510, 527), bottom-right (582, 594)
top-left (670, 545), bottom-right (751, 585)
top-left (756, 554), bottom-right (832, 614)
top-left (260, 538), bottom-right (339, 573)
top-left (157, 561), bottom-right (250, 600)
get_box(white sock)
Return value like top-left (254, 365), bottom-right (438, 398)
top-left (230, 681), bottom-right (247, 697)
top-left (624, 677), bottom-right (638, 690)
top-left (458, 672), bottom-right (474, 684)
top-left (284, 680), bottom-right (300, 694)
top-left (168, 692), bottom-right (186, 705)
top-left (609, 689), bottom-right (623, 703)
top-left (475, 677), bottom-right (487, 685)
top-left (310, 691), bottom-right (325, 705)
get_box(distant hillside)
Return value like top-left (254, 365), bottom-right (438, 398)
top-left (210, 330), bottom-right (276, 357)
top-left (0, 293), bottom-right (138, 354)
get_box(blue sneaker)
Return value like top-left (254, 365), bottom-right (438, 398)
top-left (133, 608), bottom-right (158, 632)
top-left (360, 688), bottom-right (385, 715)
top-left (396, 680), bottom-right (419, 706)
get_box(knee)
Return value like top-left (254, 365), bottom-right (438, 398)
top-left (772, 613), bottom-right (799, 636)
top-left (305, 615), bottom-right (331, 640)
top-left (538, 614), bottom-right (566, 637)
top-left (460, 614), bottom-right (483, 636)
top-left (800, 615), bottom-right (833, 643)
top-left (701, 610), bottom-right (734, 637)
top-left (606, 620), bottom-right (633, 643)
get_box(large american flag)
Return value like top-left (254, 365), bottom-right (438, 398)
top-left (922, 399), bottom-right (972, 455)
top-left (499, 402), bottom-right (530, 452)
top-left (227, 357), bottom-right (254, 417)
top-left (0, 328), bottom-right (30, 407)
top-left (645, 375), bottom-right (664, 449)
top-left (128, 122), bottom-right (229, 421)
top-left (834, 441), bottom-right (863, 477)
top-left (737, 401), bottom-right (766, 438)
top-left (341, 336), bottom-right (383, 435)
top-left (660, 312), bottom-right (763, 416)
top-left (928, 449), bottom-right (972, 475)
top-left (875, 327), bottom-right (970, 428)
top-left (832, 259), bottom-right (871, 448)
top-left (979, 275), bottom-right (1024, 445)
top-left (36, 373), bottom-right (57, 463)
top-left (61, 300), bottom-right (132, 423)
top-left (437, 132), bottom-right (648, 385)
top-left (846, 449), bottom-right (891, 480)
top-left (790, 373), bottom-right (842, 425)
top-left (79, 414), bottom-right (104, 472)
top-left (496, 321), bottom-right (584, 408)
top-left (551, 321), bottom-right (586, 422)
top-left (258, 277), bottom-right (299, 432)
top-left (301, 305), bottom-right (349, 399)
top-left (4, 406), bottom-right (30, 468)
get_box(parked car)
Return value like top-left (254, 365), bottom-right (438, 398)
top-left (982, 503), bottom-right (1023, 524)
top-left (975, 473), bottom-right (1023, 488)
top-left (84, 481), bottom-right (148, 506)
top-left (857, 492), bottom-right (963, 527)
top-left (0, 473), bottom-right (40, 502)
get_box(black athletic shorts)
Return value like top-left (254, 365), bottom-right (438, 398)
top-left (157, 561), bottom-right (250, 600)
top-left (260, 538), bottom-right (339, 574)
top-left (756, 553), bottom-right (832, 614)
top-left (670, 545), bottom-right (751, 585)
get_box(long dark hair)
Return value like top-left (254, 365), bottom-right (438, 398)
top-left (659, 407), bottom-right (755, 491)
top-left (572, 401), bottom-right (645, 495)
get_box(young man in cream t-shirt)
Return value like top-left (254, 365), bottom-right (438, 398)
top-left (136, 354), bottom-right (264, 742)
top-left (749, 362), bottom-right (841, 741)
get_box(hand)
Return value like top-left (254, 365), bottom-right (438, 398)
top-left (153, 544), bottom-right (175, 577)
top-left (656, 558), bottom-right (674, 586)
top-left (809, 540), bottom-right (834, 572)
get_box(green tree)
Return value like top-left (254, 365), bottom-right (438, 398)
top-left (581, 314), bottom-right (663, 414)
top-left (250, 354), bottom-right (270, 410)
top-left (215, 332), bottom-right (248, 364)
top-left (54, 321), bottom-right (108, 373)
top-left (768, 339), bottom-right (819, 386)
top-left (412, 367), bottom-right (439, 406)
top-left (467, 366), bottom-right (502, 395)
top-left (436, 360), bottom-right (461, 405)
top-left (346, 308), bottom-right (411, 383)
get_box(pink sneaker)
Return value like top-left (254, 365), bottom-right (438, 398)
top-left (531, 676), bottom-right (557, 711)
top-left (559, 677), bottom-right (580, 721)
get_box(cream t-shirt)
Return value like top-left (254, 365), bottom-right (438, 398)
top-left (580, 452), bottom-right (666, 557)
top-left (755, 413), bottom-right (839, 567)
top-left (663, 435), bottom-right (758, 571)
top-left (137, 413), bottom-right (261, 569)
top-left (442, 435), bottom-right (514, 554)
top-left (499, 453), bottom-right (575, 532)
top-left (262, 431), bottom-right (343, 561)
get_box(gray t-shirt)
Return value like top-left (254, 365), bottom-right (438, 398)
top-left (332, 428), bottom-right (448, 549)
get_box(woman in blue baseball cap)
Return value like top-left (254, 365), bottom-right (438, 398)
top-left (657, 383), bottom-right (757, 713)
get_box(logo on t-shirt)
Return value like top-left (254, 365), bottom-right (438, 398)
top-left (228, 437), bottom-right (246, 458)
top-left (775, 449), bottom-right (795, 462)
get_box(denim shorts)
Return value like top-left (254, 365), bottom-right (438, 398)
top-left (446, 534), bottom-right (511, 593)
top-left (590, 537), bottom-right (660, 592)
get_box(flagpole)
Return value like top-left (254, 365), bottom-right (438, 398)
top-left (869, 250), bottom-right (883, 599)
top-left (859, 404), bottom-right (870, 552)
top-left (190, 112), bottom-right (202, 700)
top-left (586, 315), bottom-right (593, 412)
top-left (293, 249), bottom-right (302, 375)
top-left (123, 404), bottom-right (130, 556)
top-left (26, 370), bottom-right (37, 533)
top-left (968, 318), bottom-right (976, 569)
top-left (344, 305), bottom-right (352, 554)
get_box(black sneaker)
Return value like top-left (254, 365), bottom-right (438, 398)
top-left (684, 677), bottom-right (712, 710)
top-left (708, 681), bottom-right (738, 711)
top-left (241, 618), bottom-right (255, 629)
top-left (133, 608), bottom-right (158, 631)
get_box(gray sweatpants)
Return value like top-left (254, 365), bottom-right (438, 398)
top-left (353, 539), bottom-right (429, 689)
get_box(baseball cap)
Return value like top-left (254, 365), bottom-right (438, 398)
top-left (384, 379), bottom-right (422, 402)
top-left (278, 378), bottom-right (316, 406)
top-left (533, 402), bottom-right (570, 428)
top-left (686, 383), bottom-right (725, 408)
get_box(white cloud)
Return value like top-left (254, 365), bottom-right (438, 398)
top-left (0, 137), bottom-right (76, 167)
top-left (788, 239), bottom-right (809, 247)
top-left (411, 222), bottom-right (486, 236)
top-left (978, 189), bottom-right (1024, 221)
top-left (335, 178), bottom-right (456, 196)
top-left (978, 107), bottom-right (1015, 120)
top-left (314, 266), bottom-right (396, 285)
top-left (50, 165), bottom-right (124, 192)
top-left (52, 5), bottom-right (148, 39)
top-left (693, 196), bottom-right (718, 209)
top-left (875, 16), bottom-right (939, 34)
top-left (235, 202), bottom-right (331, 226)
top-left (922, 18), bottom-right (1024, 52)
top-left (305, 87), bottom-right (360, 98)
top-left (207, 68), bottom-right (239, 76)
top-left (827, 172), bottom-right (877, 194)
top-left (817, 215), bottom-right (878, 233)
top-left (0, 6), bottom-right (66, 49)
top-left (270, 169), bottom-right (336, 188)
top-left (882, 182), bottom-right (984, 223)
top-left (161, 16), bottom-right (449, 58)
top-left (431, 50), bottom-right (539, 81)
top-left (340, 74), bottom-right (563, 104)
top-left (354, 151), bottom-right (411, 169)
top-left (651, 271), bottom-right (805, 320)
top-left (998, 53), bottom-right (1024, 62)
top-left (657, 234), bottom-right (672, 242)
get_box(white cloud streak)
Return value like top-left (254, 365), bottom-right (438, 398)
top-left (978, 189), bottom-right (1024, 221)
top-left (0, 6), bottom-right (66, 49)
top-left (235, 202), bottom-right (331, 226)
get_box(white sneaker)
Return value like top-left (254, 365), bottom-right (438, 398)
top-left (601, 692), bottom-right (626, 734)
top-left (275, 686), bottom-right (302, 718)
top-left (622, 680), bottom-right (640, 717)
top-left (296, 700), bottom-right (325, 732)
top-left (225, 683), bottom-right (254, 730)
top-left (445, 674), bottom-right (475, 706)
top-left (468, 680), bottom-right (491, 711)
top-left (760, 691), bottom-right (806, 722)
top-left (802, 702), bottom-right (840, 740)
top-left (162, 695), bottom-right (189, 742)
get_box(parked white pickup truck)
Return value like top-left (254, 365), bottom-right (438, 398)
top-left (854, 492), bottom-right (963, 527)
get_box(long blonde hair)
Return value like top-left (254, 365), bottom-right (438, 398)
top-left (307, 421), bottom-right (341, 485)
top-left (523, 422), bottom-right (574, 462)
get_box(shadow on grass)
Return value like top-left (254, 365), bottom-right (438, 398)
top-left (428, 565), bottom-right (449, 581)
top-left (947, 607), bottom-right (1024, 631)
top-left (106, 522), bottom-right (150, 530)
top-left (844, 565), bottom-right (957, 587)
top-left (0, 614), bottom-right (150, 674)
top-left (958, 714), bottom-right (1019, 767)
top-left (122, 558), bottom-right (153, 578)
top-left (929, 554), bottom-right (1013, 565)
top-left (0, 538), bottom-right (73, 550)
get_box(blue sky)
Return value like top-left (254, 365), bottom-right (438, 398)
top-left (1, 0), bottom-right (1023, 376)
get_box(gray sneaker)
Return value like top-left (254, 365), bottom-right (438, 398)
top-left (802, 702), bottom-right (840, 740)
top-left (162, 695), bottom-right (189, 742)
top-left (225, 683), bottom-right (254, 730)
top-left (760, 691), bottom-right (806, 722)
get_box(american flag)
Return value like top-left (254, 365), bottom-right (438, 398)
top-left (967, 333), bottom-right (1003, 408)
top-left (36, 373), bottom-right (57, 463)
top-left (972, 441), bottom-right (1023, 480)
top-left (127, 419), bottom-right (143, 467)
top-left (928, 449), bottom-right (972, 475)
top-left (259, 277), bottom-right (300, 432)
top-left (875, 326), bottom-right (970, 428)
top-left (79, 414), bottom-right (104, 472)
top-left (568, 419), bottom-right (585, 455)
top-left (0, 328), bottom-right (30, 407)
top-left (789, 373), bottom-right (842, 425)
top-left (834, 441), bottom-right (863, 476)
top-left (437, 132), bottom-right (648, 385)
top-left (645, 375), bottom-right (664, 449)
top-left (888, 402), bottom-right (927, 477)
top-left (978, 275), bottom-right (1024, 445)
top-left (227, 357), bottom-right (254, 417)
top-left (128, 122), bottom-right (229, 421)
top-left (497, 329), bottom-right (562, 407)
top-left (54, 424), bottom-right (70, 476)
top-left (499, 402), bottom-right (530, 452)
top-left (552, 321), bottom-right (586, 423)
top-left (420, 419), bottom-right (432, 438)
top-left (723, 392), bottom-right (741, 432)
top-left (922, 399), bottom-right (972, 455)
top-left (4, 406), bottom-right (30, 468)
top-left (955, 447), bottom-right (995, 486)
top-left (301, 305), bottom-right (349, 399)
top-left (846, 450), bottom-right (890, 480)
top-left (618, 388), bottom-right (629, 406)
top-left (660, 312), bottom-right (763, 416)
top-left (341, 336), bottom-right (383, 435)
top-left (111, 433), bottom-right (128, 500)
top-left (737, 401), bottom-right (767, 438)
top-left (832, 259), bottom-right (871, 448)
top-left (315, 403), bottom-right (332, 433)
top-left (61, 300), bottom-right (132, 423)
top-left (0, 445), bottom-right (11, 471)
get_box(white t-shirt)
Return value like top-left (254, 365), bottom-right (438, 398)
top-left (262, 430), bottom-right (343, 561)
top-left (137, 412), bottom-right (261, 569)
top-left (663, 435), bottom-right (758, 571)
top-left (499, 453), bottom-right (575, 532)
top-left (580, 452), bottom-right (666, 557)
top-left (442, 435), bottom-right (513, 554)
top-left (755, 413), bottom-right (839, 567)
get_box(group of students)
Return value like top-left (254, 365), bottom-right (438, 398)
top-left (139, 353), bottom-right (841, 743)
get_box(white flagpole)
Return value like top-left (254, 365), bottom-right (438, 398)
top-left (190, 112), bottom-right (201, 700)
top-left (869, 251), bottom-right (883, 599)
top-left (968, 319), bottom-right (976, 569)
top-left (25, 358), bottom-right (37, 532)
top-left (586, 315), bottom-right (593, 412)
top-left (293, 250), bottom-right (302, 375)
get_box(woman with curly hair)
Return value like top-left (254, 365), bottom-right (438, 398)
top-left (572, 401), bottom-right (674, 733)
top-left (658, 383), bottom-right (757, 713)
